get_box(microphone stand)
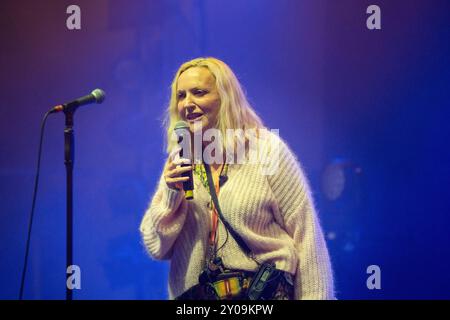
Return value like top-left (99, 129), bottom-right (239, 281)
top-left (50, 89), bottom-right (104, 300)
top-left (63, 107), bottom-right (75, 300)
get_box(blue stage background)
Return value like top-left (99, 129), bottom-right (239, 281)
top-left (0, 0), bottom-right (449, 299)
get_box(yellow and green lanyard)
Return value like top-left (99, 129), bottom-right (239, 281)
top-left (193, 163), bottom-right (228, 257)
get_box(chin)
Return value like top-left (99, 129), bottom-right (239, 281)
top-left (188, 118), bottom-right (209, 133)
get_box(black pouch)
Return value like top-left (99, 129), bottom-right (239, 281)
top-left (199, 257), bottom-right (224, 285)
top-left (247, 262), bottom-right (278, 300)
top-left (247, 262), bottom-right (293, 300)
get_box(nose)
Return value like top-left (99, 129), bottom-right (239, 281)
top-left (181, 94), bottom-right (196, 112)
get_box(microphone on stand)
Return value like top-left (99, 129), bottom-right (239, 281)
top-left (50, 88), bottom-right (105, 114)
top-left (174, 121), bottom-right (194, 200)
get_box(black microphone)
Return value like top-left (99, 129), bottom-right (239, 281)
top-left (50, 88), bottom-right (105, 113)
top-left (174, 121), bottom-right (194, 200)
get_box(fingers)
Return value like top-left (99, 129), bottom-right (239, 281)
top-left (168, 146), bottom-right (192, 165)
top-left (166, 158), bottom-right (191, 172)
top-left (164, 171), bottom-right (191, 191)
top-left (173, 158), bottom-right (191, 166)
top-left (166, 164), bottom-right (193, 179)
top-left (169, 147), bottom-right (181, 162)
top-left (166, 176), bottom-right (190, 183)
top-left (165, 147), bottom-right (193, 190)
top-left (164, 156), bottom-right (193, 191)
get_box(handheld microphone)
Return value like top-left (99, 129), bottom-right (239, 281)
top-left (174, 121), bottom-right (194, 200)
top-left (50, 88), bottom-right (105, 113)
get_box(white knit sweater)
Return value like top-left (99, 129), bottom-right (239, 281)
top-left (140, 134), bottom-right (335, 299)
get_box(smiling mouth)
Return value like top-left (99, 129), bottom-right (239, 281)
top-left (186, 113), bottom-right (204, 121)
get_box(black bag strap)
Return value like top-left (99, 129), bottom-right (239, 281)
top-left (203, 163), bottom-right (252, 255)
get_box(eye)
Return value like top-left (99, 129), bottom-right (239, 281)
top-left (177, 91), bottom-right (186, 99)
top-left (193, 89), bottom-right (207, 96)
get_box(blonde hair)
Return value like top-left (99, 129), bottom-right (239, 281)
top-left (163, 57), bottom-right (264, 154)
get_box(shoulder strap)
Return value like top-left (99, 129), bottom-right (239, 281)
top-left (203, 163), bottom-right (252, 255)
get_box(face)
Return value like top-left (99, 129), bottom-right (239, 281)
top-left (176, 67), bottom-right (221, 133)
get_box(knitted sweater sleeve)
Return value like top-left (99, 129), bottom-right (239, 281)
top-left (139, 173), bottom-right (188, 260)
top-left (266, 136), bottom-right (335, 300)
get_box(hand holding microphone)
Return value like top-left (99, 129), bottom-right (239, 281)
top-left (163, 154), bottom-right (192, 193)
top-left (163, 121), bottom-right (194, 200)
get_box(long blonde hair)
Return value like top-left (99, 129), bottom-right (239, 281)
top-left (163, 57), bottom-right (264, 154)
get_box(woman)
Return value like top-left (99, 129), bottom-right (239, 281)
top-left (140, 57), bottom-right (335, 300)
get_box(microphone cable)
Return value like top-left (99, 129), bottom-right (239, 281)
top-left (19, 110), bottom-right (52, 299)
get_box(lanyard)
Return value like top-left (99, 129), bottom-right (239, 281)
top-left (209, 168), bottom-right (221, 246)
top-left (193, 163), bottom-right (227, 258)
